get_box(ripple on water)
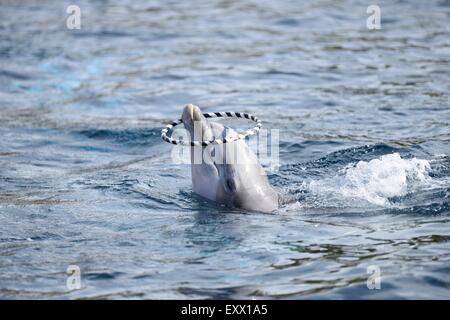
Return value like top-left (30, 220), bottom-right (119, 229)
top-left (0, 0), bottom-right (449, 299)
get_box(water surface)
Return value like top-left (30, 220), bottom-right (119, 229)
top-left (0, 0), bottom-right (449, 299)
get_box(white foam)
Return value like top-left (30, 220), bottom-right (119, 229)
top-left (340, 153), bottom-right (431, 205)
top-left (302, 153), bottom-right (432, 207)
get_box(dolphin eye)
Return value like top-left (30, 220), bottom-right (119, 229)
top-left (225, 179), bottom-right (236, 193)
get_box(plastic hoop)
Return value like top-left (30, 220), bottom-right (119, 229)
top-left (161, 112), bottom-right (262, 146)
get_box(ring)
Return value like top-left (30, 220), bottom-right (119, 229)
top-left (161, 112), bottom-right (262, 146)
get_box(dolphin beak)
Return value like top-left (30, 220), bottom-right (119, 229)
top-left (182, 104), bottom-right (207, 140)
top-left (182, 104), bottom-right (204, 122)
top-left (182, 104), bottom-right (195, 124)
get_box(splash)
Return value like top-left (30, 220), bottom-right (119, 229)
top-left (304, 153), bottom-right (432, 207)
top-left (340, 153), bottom-right (431, 205)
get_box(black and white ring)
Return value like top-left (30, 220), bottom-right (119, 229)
top-left (161, 112), bottom-right (262, 146)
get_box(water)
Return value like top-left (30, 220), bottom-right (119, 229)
top-left (0, 0), bottom-right (449, 299)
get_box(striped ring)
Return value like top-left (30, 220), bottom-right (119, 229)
top-left (161, 112), bottom-right (262, 146)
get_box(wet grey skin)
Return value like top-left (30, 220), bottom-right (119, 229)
top-left (182, 104), bottom-right (279, 213)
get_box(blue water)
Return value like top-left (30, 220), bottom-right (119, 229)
top-left (0, 0), bottom-right (449, 299)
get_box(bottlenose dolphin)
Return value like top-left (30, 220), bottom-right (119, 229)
top-left (182, 104), bottom-right (279, 212)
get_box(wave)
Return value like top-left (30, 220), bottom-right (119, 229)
top-left (73, 128), bottom-right (161, 146)
top-left (278, 146), bottom-right (449, 213)
top-left (308, 153), bottom-right (432, 206)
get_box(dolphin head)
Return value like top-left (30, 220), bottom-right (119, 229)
top-left (182, 104), bottom-right (279, 212)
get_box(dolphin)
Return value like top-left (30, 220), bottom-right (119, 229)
top-left (182, 104), bottom-right (279, 212)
